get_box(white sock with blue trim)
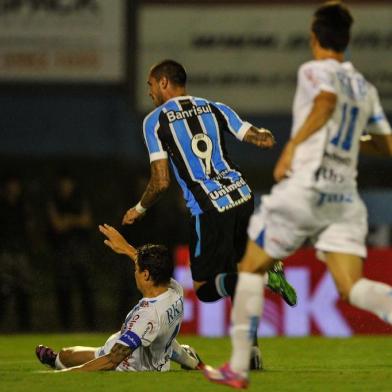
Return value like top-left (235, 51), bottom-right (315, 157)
top-left (230, 272), bottom-right (264, 376)
top-left (349, 278), bottom-right (392, 324)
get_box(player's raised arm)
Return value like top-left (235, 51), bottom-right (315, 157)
top-left (99, 224), bottom-right (137, 262)
top-left (122, 159), bottom-right (170, 225)
top-left (212, 101), bottom-right (276, 149)
top-left (274, 90), bottom-right (337, 182)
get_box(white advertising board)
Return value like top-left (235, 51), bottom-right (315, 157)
top-left (0, 0), bottom-right (126, 82)
top-left (138, 4), bottom-right (392, 114)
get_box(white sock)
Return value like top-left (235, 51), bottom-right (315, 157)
top-left (170, 339), bottom-right (198, 369)
top-left (55, 353), bottom-right (67, 370)
top-left (230, 272), bottom-right (264, 377)
top-left (349, 278), bottom-right (392, 324)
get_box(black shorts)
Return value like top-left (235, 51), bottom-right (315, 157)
top-left (189, 198), bottom-right (254, 282)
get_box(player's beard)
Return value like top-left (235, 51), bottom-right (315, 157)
top-left (154, 91), bottom-right (165, 107)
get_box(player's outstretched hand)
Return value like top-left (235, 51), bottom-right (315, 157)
top-left (99, 224), bottom-right (137, 261)
top-left (122, 207), bottom-right (145, 225)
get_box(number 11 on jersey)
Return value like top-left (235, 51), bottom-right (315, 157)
top-left (330, 103), bottom-right (359, 151)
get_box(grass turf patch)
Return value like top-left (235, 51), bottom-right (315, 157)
top-left (0, 334), bottom-right (391, 391)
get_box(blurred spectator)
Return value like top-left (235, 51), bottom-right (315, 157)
top-left (0, 174), bottom-right (33, 330)
top-left (47, 171), bottom-right (96, 330)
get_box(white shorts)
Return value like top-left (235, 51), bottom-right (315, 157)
top-left (247, 180), bottom-right (368, 260)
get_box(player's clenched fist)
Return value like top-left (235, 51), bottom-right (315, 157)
top-left (122, 207), bottom-right (144, 225)
top-left (257, 128), bottom-right (276, 149)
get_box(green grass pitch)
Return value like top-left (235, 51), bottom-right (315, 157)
top-left (1, 334), bottom-right (391, 391)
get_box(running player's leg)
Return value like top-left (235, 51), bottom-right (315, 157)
top-left (203, 240), bottom-right (275, 387)
top-left (326, 252), bottom-right (392, 324)
top-left (230, 240), bottom-right (275, 375)
top-left (204, 183), bottom-right (310, 386)
top-left (189, 207), bottom-right (239, 302)
top-left (318, 194), bottom-right (392, 325)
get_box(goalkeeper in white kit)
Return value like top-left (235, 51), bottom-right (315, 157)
top-left (36, 224), bottom-right (203, 372)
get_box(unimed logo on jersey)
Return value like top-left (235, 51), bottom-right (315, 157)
top-left (208, 178), bottom-right (247, 201)
top-left (166, 104), bottom-right (212, 123)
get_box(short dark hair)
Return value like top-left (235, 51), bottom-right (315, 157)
top-left (312, 1), bottom-right (353, 52)
top-left (150, 60), bottom-right (187, 87)
top-left (137, 244), bottom-right (173, 286)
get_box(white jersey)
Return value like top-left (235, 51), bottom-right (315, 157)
top-left (96, 279), bottom-right (184, 372)
top-left (290, 59), bottom-right (391, 191)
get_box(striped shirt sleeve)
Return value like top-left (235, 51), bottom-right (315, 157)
top-left (213, 102), bottom-right (252, 141)
top-left (143, 109), bottom-right (168, 162)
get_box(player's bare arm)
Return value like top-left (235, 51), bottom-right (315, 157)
top-left (243, 126), bottom-right (276, 149)
top-left (122, 159), bottom-right (170, 225)
top-left (274, 91), bottom-right (337, 182)
top-left (60, 343), bottom-right (132, 372)
top-left (360, 134), bottom-right (392, 157)
top-left (99, 224), bottom-right (137, 262)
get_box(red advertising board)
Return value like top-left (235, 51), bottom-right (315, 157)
top-left (174, 245), bottom-right (392, 336)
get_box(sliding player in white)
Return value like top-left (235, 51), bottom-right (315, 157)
top-left (205, 1), bottom-right (392, 388)
top-left (36, 224), bottom-right (203, 372)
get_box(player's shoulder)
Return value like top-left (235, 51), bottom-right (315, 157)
top-left (169, 278), bottom-right (184, 297)
top-left (298, 59), bottom-right (337, 75)
top-left (185, 95), bottom-right (216, 108)
top-left (143, 105), bottom-right (166, 130)
top-left (343, 62), bottom-right (377, 92)
top-left (134, 298), bottom-right (161, 321)
top-left (207, 99), bottom-right (235, 113)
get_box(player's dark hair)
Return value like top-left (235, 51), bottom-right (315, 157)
top-left (137, 244), bottom-right (173, 286)
top-left (150, 60), bottom-right (187, 87)
top-left (312, 1), bottom-right (353, 52)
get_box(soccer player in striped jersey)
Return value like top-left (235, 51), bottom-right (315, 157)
top-left (122, 60), bottom-right (297, 369)
top-left (204, 1), bottom-right (392, 388)
top-left (36, 224), bottom-right (203, 372)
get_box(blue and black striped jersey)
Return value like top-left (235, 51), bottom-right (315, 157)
top-left (143, 96), bottom-right (253, 215)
